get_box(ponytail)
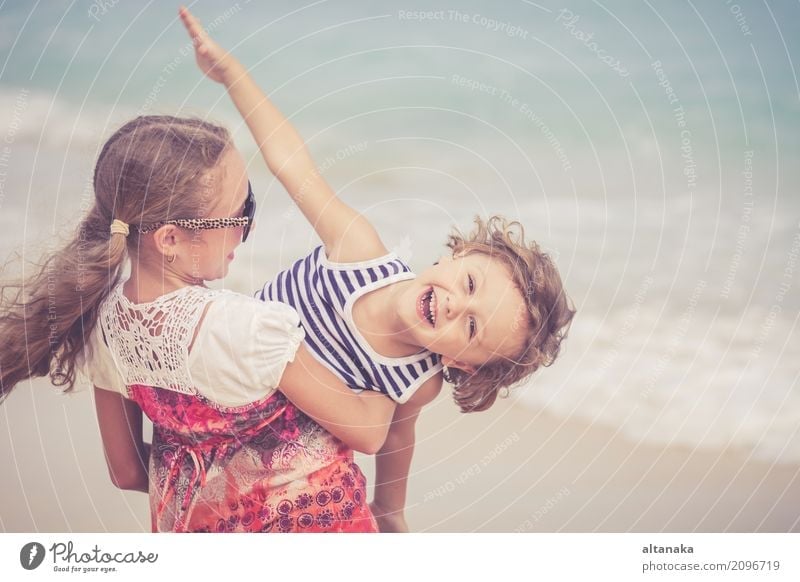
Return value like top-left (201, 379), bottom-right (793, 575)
top-left (0, 209), bottom-right (127, 401)
top-left (1, 115), bottom-right (231, 402)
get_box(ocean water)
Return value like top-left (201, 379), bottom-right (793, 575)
top-left (1, 0), bottom-right (799, 464)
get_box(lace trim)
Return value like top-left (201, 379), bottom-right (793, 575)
top-left (99, 284), bottom-right (225, 394)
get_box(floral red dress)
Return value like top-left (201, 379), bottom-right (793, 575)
top-left (133, 386), bottom-right (375, 532)
top-left (85, 283), bottom-right (377, 533)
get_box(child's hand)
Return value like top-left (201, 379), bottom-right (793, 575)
top-left (369, 501), bottom-right (409, 533)
top-left (179, 5), bottom-right (241, 85)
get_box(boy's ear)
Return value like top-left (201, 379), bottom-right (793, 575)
top-left (441, 355), bottom-right (476, 374)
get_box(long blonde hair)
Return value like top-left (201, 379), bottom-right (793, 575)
top-left (0, 116), bottom-right (231, 402)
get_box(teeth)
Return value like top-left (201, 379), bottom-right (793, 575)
top-left (419, 288), bottom-right (436, 327)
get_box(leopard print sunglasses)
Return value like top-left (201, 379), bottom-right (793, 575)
top-left (136, 181), bottom-right (256, 242)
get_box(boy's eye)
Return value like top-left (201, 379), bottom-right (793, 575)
top-left (468, 274), bottom-right (475, 294)
top-left (469, 316), bottom-right (476, 339)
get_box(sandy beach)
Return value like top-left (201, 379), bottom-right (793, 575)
top-left (1, 377), bottom-right (797, 533)
top-left (2, 0), bottom-right (800, 536)
top-left (371, 396), bottom-right (800, 533)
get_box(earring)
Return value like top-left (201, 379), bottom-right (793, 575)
top-left (166, 253), bottom-right (176, 264)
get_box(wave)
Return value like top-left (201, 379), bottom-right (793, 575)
top-left (517, 306), bottom-right (800, 465)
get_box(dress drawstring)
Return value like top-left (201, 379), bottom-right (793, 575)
top-left (156, 445), bottom-right (209, 532)
top-left (155, 404), bottom-right (288, 532)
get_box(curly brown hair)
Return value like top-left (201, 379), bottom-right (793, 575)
top-left (444, 216), bottom-right (576, 413)
top-left (0, 116), bottom-right (231, 402)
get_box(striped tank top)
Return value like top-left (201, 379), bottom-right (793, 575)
top-left (257, 246), bottom-right (442, 404)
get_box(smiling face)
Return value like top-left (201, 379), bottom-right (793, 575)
top-left (398, 252), bottom-right (529, 372)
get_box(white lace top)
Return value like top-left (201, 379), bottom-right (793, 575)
top-left (83, 283), bottom-right (305, 407)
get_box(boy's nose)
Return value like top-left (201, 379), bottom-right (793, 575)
top-left (446, 293), bottom-right (466, 317)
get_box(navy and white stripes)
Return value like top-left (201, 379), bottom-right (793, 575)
top-left (258, 246), bottom-right (442, 404)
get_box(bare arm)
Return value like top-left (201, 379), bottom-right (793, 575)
top-left (94, 387), bottom-right (150, 493)
top-left (179, 6), bottom-right (386, 262)
top-left (278, 345), bottom-right (396, 454)
top-left (371, 403), bottom-right (420, 533)
top-left (371, 373), bottom-right (443, 532)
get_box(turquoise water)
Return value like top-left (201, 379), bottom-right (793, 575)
top-left (1, 0), bottom-right (799, 462)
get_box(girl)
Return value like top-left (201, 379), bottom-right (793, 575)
top-left (0, 113), bottom-right (397, 532)
top-left (180, 6), bottom-right (575, 532)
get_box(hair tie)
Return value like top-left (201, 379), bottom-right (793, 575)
top-left (110, 219), bottom-right (130, 237)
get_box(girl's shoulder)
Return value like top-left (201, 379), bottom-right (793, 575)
top-left (198, 289), bottom-right (303, 340)
top-left (105, 284), bottom-right (299, 330)
top-left (92, 284), bottom-right (304, 407)
top-left (186, 290), bottom-right (305, 407)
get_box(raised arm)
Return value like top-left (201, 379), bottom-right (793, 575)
top-left (278, 345), bottom-right (396, 454)
top-left (179, 6), bottom-right (386, 262)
